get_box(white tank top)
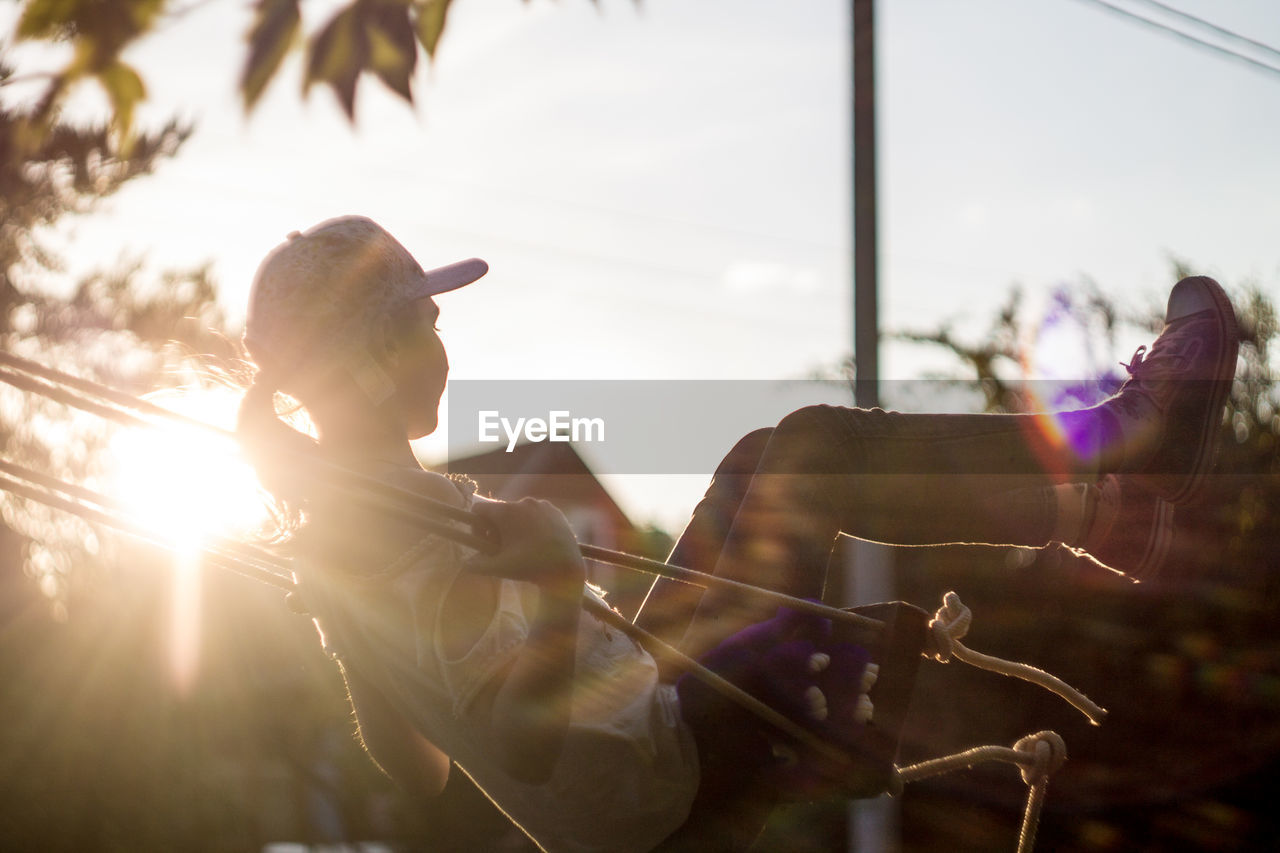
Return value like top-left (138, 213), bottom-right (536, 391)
top-left (297, 489), bottom-right (700, 853)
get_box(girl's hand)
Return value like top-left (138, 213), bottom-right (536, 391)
top-left (463, 498), bottom-right (585, 592)
top-left (676, 606), bottom-right (877, 800)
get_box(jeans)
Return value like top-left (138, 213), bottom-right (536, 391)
top-left (634, 403), bottom-right (1114, 665)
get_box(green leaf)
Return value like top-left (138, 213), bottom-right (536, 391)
top-left (240, 0), bottom-right (302, 112)
top-left (412, 0), bottom-right (453, 59)
top-left (305, 3), bottom-right (369, 121)
top-left (97, 59), bottom-right (146, 147)
top-left (366, 1), bottom-right (417, 103)
top-left (15, 0), bottom-right (79, 40)
top-left (17, 0), bottom-right (165, 131)
top-left (125, 0), bottom-right (166, 33)
top-left (17, 0), bottom-right (165, 46)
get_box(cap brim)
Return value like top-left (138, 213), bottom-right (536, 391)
top-left (421, 258), bottom-right (488, 297)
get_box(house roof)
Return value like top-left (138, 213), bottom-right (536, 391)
top-left (442, 441), bottom-right (634, 534)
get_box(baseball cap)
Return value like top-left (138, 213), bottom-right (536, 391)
top-left (243, 215), bottom-right (487, 381)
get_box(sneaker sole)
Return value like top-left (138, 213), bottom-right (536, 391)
top-left (1160, 276), bottom-right (1240, 505)
top-left (1130, 498), bottom-right (1176, 582)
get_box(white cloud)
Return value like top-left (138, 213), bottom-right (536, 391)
top-left (722, 261), bottom-right (822, 294)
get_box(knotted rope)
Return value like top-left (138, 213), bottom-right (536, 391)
top-left (898, 730), bottom-right (1066, 853)
top-left (927, 591), bottom-right (1108, 726)
top-left (903, 594), bottom-right (1100, 852)
top-left (1011, 730), bottom-right (1067, 853)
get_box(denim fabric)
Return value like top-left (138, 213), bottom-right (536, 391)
top-left (635, 403), bottom-right (1093, 665)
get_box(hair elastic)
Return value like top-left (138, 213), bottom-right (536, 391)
top-left (344, 347), bottom-right (397, 406)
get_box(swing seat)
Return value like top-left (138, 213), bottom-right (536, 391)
top-left (655, 601), bottom-right (929, 852)
top-left (769, 599), bottom-right (930, 802)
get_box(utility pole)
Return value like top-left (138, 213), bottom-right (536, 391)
top-left (853, 0), bottom-right (878, 413)
top-left (848, 1), bottom-right (898, 850)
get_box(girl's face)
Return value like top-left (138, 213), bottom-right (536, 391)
top-left (387, 297), bottom-right (449, 439)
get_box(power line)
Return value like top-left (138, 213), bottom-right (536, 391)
top-left (406, 172), bottom-right (843, 252)
top-left (1072, 0), bottom-right (1280, 80)
top-left (1133, 0), bottom-right (1280, 63)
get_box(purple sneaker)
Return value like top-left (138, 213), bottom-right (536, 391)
top-left (1101, 276), bottom-right (1239, 505)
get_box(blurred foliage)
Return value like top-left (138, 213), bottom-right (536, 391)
top-left (0, 523), bottom-right (439, 851)
top-left (877, 270), bottom-right (1280, 851)
top-left (891, 277), bottom-right (1141, 413)
top-left (0, 56), bottom-right (190, 309)
top-left (8, 0), bottom-right (615, 133)
top-left (0, 32), bottom-right (523, 847)
top-left (10, 0), bottom-right (164, 144)
top-left (889, 269), bottom-right (1279, 596)
top-left (0, 44), bottom-right (235, 616)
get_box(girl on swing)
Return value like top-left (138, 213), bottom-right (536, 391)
top-left (237, 215), bottom-right (1238, 853)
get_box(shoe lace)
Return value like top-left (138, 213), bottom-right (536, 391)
top-left (1113, 335), bottom-right (1191, 416)
top-left (1120, 345), bottom-right (1148, 376)
top-left (1121, 324), bottom-right (1197, 382)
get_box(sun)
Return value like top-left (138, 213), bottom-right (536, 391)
top-left (105, 384), bottom-right (270, 694)
top-left (106, 385), bottom-right (268, 552)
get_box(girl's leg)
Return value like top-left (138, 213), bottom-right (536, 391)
top-left (660, 273), bottom-right (1238, 660)
top-left (633, 428), bottom-right (773, 664)
top-left (635, 410), bottom-right (1077, 662)
top-left (674, 404), bottom-right (1077, 660)
top-left (675, 381), bottom-right (1216, 662)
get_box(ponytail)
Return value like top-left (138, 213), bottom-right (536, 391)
top-left (236, 370), bottom-right (319, 542)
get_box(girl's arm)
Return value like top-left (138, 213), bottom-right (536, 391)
top-left (342, 664), bottom-right (452, 798)
top-left (463, 498), bottom-right (586, 785)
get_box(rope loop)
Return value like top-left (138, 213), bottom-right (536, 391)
top-left (922, 592), bottom-right (1108, 726)
top-left (1012, 730), bottom-right (1067, 786)
top-left (897, 730), bottom-right (1068, 853)
top-left (1011, 731), bottom-right (1066, 853)
top-left (927, 590), bottom-right (972, 662)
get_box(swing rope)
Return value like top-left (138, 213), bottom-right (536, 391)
top-left (0, 454), bottom-right (849, 764)
top-left (0, 467), bottom-right (295, 592)
top-left (0, 350), bottom-right (1112, 721)
top-left (0, 352), bottom-right (1111, 851)
top-left (897, 730), bottom-right (1067, 853)
top-left (926, 592), bottom-right (1107, 726)
top-left (0, 350), bottom-right (885, 632)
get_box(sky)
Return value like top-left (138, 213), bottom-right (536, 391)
top-left (6, 0), bottom-right (1280, 529)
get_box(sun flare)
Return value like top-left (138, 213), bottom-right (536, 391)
top-left (105, 384), bottom-right (270, 693)
top-left (106, 386), bottom-right (268, 551)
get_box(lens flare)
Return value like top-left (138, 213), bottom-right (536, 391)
top-left (105, 384), bottom-right (268, 693)
top-left (1015, 288), bottom-right (1124, 475)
